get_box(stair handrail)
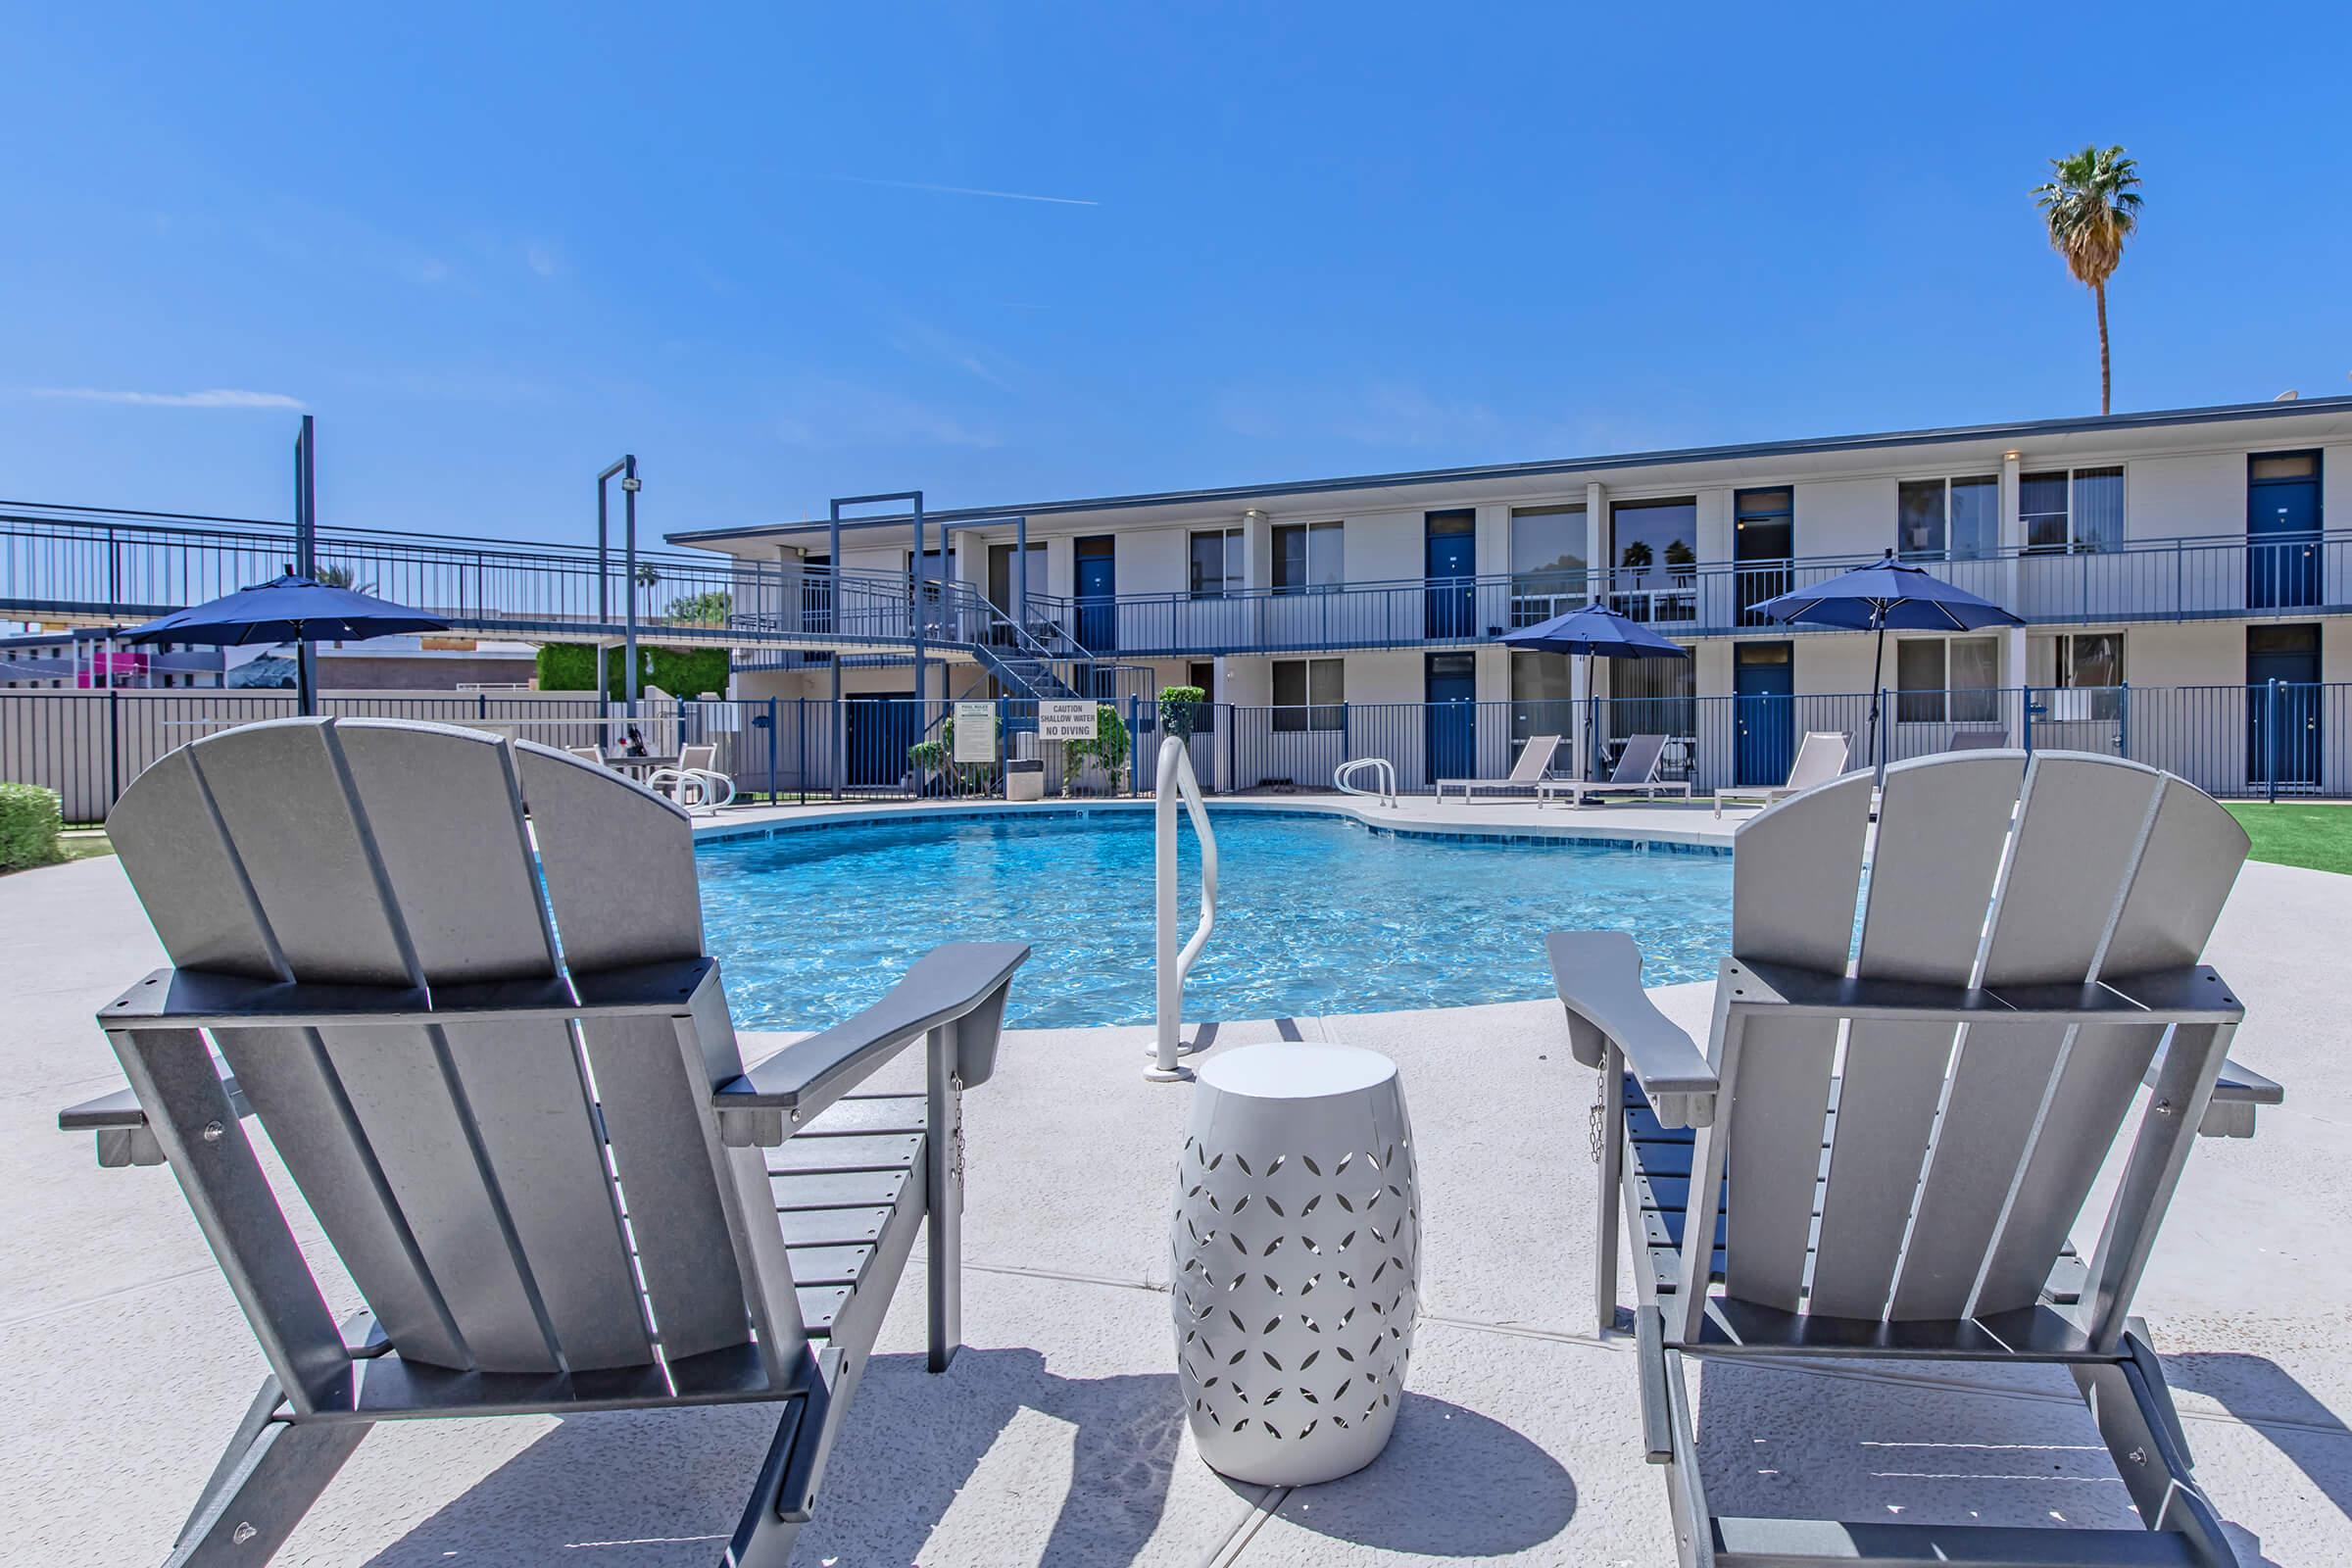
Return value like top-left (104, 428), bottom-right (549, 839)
top-left (1150, 735), bottom-right (1218, 1080)
top-left (1334, 757), bottom-right (1398, 807)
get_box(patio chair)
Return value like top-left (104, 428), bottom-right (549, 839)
top-left (650, 741), bottom-right (738, 810)
top-left (1710, 730), bottom-right (1848, 817)
top-left (1436, 733), bottom-right (1559, 804)
top-left (1547, 749), bottom-right (2284, 1568)
top-left (1538, 732), bottom-right (1694, 808)
top-left (55, 717), bottom-right (1027, 1567)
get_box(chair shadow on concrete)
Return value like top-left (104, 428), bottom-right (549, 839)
top-left (364, 1347), bottom-right (1194, 1567)
top-left (1269, 1391), bottom-right (1579, 1555)
top-left (361, 1350), bottom-right (1577, 1564)
top-left (2163, 1350), bottom-right (2352, 1568)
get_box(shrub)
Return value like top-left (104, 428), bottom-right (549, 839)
top-left (0, 783), bottom-right (63, 871)
top-left (1159, 685), bottom-right (1207, 744)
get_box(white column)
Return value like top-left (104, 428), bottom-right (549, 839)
top-left (2000, 450), bottom-right (2027, 706)
top-left (1584, 482), bottom-right (1606, 603)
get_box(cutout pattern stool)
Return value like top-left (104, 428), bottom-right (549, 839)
top-left (1170, 1043), bottom-right (1419, 1485)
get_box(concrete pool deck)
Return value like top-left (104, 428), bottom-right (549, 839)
top-left (686, 788), bottom-right (1747, 853)
top-left (6, 842), bottom-right (2349, 1564)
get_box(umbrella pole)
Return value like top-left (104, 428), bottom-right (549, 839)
top-left (1867, 613), bottom-right (1887, 770)
top-left (296, 634), bottom-right (317, 717)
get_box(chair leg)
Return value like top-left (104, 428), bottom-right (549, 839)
top-left (2072, 1357), bottom-right (2238, 1566)
top-left (1595, 1053), bottom-right (1626, 1336)
top-left (722, 1399), bottom-right (810, 1568)
top-left (926, 1025), bottom-right (963, 1373)
top-left (167, 1380), bottom-right (368, 1568)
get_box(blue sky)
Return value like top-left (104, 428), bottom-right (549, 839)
top-left (5, 2), bottom-right (2348, 547)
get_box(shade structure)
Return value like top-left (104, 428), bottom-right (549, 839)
top-left (1747, 551), bottom-right (2023, 766)
top-left (121, 572), bottom-right (450, 715)
top-left (1500, 604), bottom-right (1690, 780)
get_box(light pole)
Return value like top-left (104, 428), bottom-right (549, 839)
top-left (597, 456), bottom-right (641, 716)
top-left (293, 416), bottom-right (318, 715)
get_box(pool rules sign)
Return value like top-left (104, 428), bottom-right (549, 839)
top-left (1038, 700), bottom-right (1098, 742)
top-left (954, 701), bottom-right (998, 763)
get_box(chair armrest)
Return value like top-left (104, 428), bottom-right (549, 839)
top-left (1545, 931), bottom-right (1719, 1128)
top-left (59, 1052), bottom-right (248, 1168)
top-left (714, 942), bottom-right (1029, 1140)
top-left (2157, 1054), bottom-right (2282, 1140)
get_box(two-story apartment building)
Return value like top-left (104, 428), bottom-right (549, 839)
top-left (673, 395), bottom-right (2352, 796)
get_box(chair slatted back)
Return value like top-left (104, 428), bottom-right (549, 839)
top-left (1722, 750), bottom-right (2246, 1324)
top-left (680, 743), bottom-right (719, 773)
top-left (107, 718), bottom-right (772, 1378)
top-left (1608, 733), bottom-right (1667, 787)
top-left (1782, 731), bottom-right (1850, 793)
top-left (1507, 735), bottom-right (1560, 783)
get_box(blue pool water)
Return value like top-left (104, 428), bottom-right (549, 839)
top-left (697, 809), bottom-right (1734, 1031)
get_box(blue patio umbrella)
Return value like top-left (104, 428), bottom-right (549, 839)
top-left (1747, 550), bottom-right (2023, 766)
top-left (121, 571), bottom-right (450, 715)
top-left (1501, 603), bottom-right (1690, 777)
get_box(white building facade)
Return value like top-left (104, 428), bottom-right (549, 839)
top-left (675, 397), bottom-right (2352, 798)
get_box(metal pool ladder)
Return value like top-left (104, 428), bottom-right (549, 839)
top-left (1334, 756), bottom-right (1397, 807)
top-left (1150, 735), bottom-right (1218, 1080)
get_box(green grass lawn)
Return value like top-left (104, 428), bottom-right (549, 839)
top-left (2224, 803), bottom-right (2352, 876)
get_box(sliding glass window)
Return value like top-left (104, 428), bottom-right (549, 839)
top-left (1189, 528), bottom-right (1243, 599)
top-left (1509, 505), bottom-right (1586, 622)
top-left (1897, 476), bottom-right (1998, 560)
top-left (1271, 657), bottom-right (1345, 732)
top-left (1272, 521), bottom-right (1344, 594)
top-left (1609, 498), bottom-right (1698, 621)
top-left (2024, 466), bottom-right (2123, 554)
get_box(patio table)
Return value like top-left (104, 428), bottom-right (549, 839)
top-left (1170, 1043), bottom-right (1419, 1486)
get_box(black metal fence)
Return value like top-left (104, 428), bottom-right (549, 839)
top-left (5, 682), bottom-right (2345, 822)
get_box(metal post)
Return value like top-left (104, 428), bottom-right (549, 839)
top-left (2118, 680), bottom-right (2131, 760)
top-left (622, 456), bottom-right (641, 715)
top-left (595, 456), bottom-right (634, 720)
top-left (767, 696), bottom-right (780, 805)
top-left (1013, 514), bottom-right (1029, 627)
top-left (1127, 694), bottom-right (1141, 797)
top-left (2266, 678), bottom-right (2280, 806)
top-left (911, 497), bottom-right (927, 714)
top-left (293, 416), bottom-right (318, 717)
top-left (2023, 683), bottom-right (2035, 756)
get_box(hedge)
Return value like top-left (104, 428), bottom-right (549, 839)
top-left (0, 783), bottom-right (63, 871)
top-left (535, 643), bottom-right (729, 700)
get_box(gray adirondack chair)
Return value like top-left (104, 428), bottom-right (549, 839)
top-left (1548, 749), bottom-right (2283, 1568)
top-left (56, 717), bottom-right (1027, 1567)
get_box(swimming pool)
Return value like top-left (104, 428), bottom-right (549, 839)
top-left (697, 808), bottom-right (1734, 1031)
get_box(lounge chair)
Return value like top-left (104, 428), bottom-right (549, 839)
top-left (1547, 750), bottom-right (2283, 1568)
top-left (56, 717), bottom-right (1027, 1567)
top-left (1538, 733), bottom-right (1693, 807)
top-left (650, 741), bottom-right (737, 809)
top-left (564, 743), bottom-right (608, 764)
top-left (1709, 729), bottom-right (1848, 817)
top-left (1946, 724), bottom-right (2009, 750)
top-left (1437, 733), bottom-right (1559, 804)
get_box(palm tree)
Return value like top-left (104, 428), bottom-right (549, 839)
top-left (2033, 145), bottom-right (2143, 416)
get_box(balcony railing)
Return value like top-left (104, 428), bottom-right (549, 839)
top-left (11, 504), bottom-right (2345, 661)
top-left (0, 506), bottom-right (993, 651)
top-left (1007, 530), bottom-right (2351, 656)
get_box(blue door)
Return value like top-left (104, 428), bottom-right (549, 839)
top-left (1074, 537), bottom-right (1117, 652)
top-left (1424, 513), bottom-right (1477, 641)
top-left (2247, 625), bottom-right (2322, 788)
top-left (2248, 452), bottom-right (2321, 610)
top-left (1733, 642), bottom-right (1794, 787)
top-left (1426, 653), bottom-right (1477, 783)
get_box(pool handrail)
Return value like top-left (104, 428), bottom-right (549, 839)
top-left (1151, 736), bottom-right (1218, 1080)
top-left (1334, 756), bottom-right (1398, 808)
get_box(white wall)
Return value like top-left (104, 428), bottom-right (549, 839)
top-left (1791, 477), bottom-right (1893, 559)
top-left (2126, 451), bottom-right (2242, 542)
top-left (1345, 512), bottom-right (1422, 583)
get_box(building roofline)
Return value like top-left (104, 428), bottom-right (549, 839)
top-left (665, 393), bottom-right (2352, 547)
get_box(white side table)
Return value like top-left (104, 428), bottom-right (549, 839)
top-left (1170, 1043), bottom-right (1420, 1486)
